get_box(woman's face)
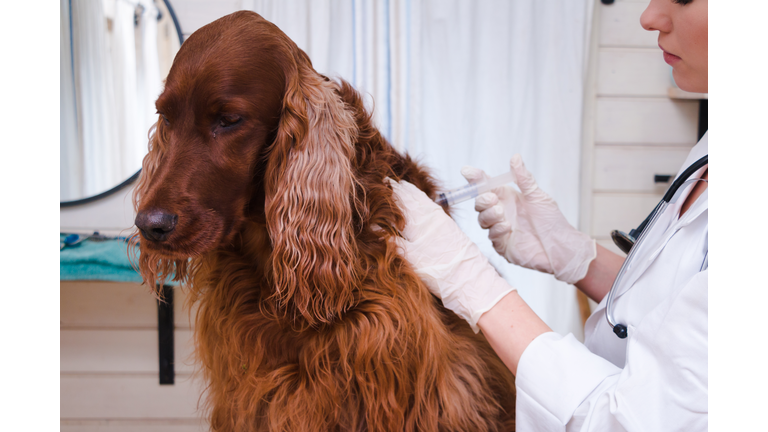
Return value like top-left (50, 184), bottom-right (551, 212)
top-left (641, 0), bottom-right (708, 93)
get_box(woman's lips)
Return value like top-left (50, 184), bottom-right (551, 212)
top-left (661, 45), bottom-right (681, 65)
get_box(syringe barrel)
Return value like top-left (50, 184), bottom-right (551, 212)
top-left (436, 183), bottom-right (480, 207)
top-left (435, 171), bottom-right (515, 207)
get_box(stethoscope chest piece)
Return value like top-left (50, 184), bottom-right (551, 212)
top-left (610, 230), bottom-right (635, 255)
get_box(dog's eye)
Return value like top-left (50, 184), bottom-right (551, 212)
top-left (219, 115), bottom-right (242, 128)
top-left (159, 114), bottom-right (170, 126)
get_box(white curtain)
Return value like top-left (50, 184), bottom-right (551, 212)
top-left (110, 0), bottom-right (142, 185)
top-left (62, 0), bottom-right (164, 200)
top-left (135, 0), bottom-right (163, 167)
top-left (411, 1), bottom-right (594, 340)
top-left (247, 0), bottom-right (593, 337)
top-left (61, 0), bottom-right (82, 199)
top-left (70, 0), bottom-right (120, 198)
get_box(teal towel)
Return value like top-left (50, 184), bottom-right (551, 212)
top-left (60, 235), bottom-right (143, 283)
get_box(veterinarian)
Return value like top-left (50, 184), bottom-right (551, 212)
top-left (391, 0), bottom-right (707, 430)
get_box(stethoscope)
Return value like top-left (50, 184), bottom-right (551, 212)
top-left (606, 155), bottom-right (708, 339)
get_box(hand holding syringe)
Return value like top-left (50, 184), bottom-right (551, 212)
top-left (435, 170), bottom-right (516, 207)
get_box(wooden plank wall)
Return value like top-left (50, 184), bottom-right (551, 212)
top-left (584, 0), bottom-right (700, 256)
top-left (60, 281), bottom-right (207, 431)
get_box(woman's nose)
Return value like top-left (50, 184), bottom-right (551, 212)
top-left (640, 0), bottom-right (672, 34)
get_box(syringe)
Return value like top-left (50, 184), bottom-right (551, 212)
top-left (435, 171), bottom-right (515, 207)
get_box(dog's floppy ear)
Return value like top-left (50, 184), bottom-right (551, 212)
top-left (263, 50), bottom-right (361, 327)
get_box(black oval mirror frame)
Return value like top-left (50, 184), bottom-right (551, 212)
top-left (60, 0), bottom-right (184, 208)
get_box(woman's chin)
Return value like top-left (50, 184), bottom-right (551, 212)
top-left (673, 70), bottom-right (708, 94)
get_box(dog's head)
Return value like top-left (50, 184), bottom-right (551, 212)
top-left (133, 11), bottom-right (365, 326)
top-left (134, 11), bottom-right (289, 256)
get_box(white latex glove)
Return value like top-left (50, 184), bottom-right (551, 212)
top-left (461, 154), bottom-right (596, 285)
top-left (388, 178), bottom-right (516, 333)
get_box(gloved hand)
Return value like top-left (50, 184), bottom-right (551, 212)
top-left (461, 154), bottom-right (596, 285)
top-left (388, 178), bottom-right (516, 333)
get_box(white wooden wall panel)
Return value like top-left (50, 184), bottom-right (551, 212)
top-left (593, 145), bottom-right (693, 192)
top-left (595, 98), bottom-right (699, 145)
top-left (61, 281), bottom-right (157, 328)
top-left (61, 329), bottom-right (196, 374)
top-left (61, 282), bottom-right (194, 329)
top-left (60, 375), bottom-right (206, 419)
top-left (597, 48), bottom-right (669, 97)
top-left (61, 281), bottom-right (203, 429)
top-left (598, 1), bottom-right (657, 48)
top-left (61, 420), bottom-right (207, 432)
top-left (591, 193), bottom-right (663, 239)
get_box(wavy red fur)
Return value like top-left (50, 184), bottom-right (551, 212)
top-left (131, 11), bottom-right (516, 431)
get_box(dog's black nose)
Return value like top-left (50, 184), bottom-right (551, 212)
top-left (135, 209), bottom-right (178, 242)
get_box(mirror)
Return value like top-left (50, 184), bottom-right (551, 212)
top-left (60, 0), bottom-right (183, 205)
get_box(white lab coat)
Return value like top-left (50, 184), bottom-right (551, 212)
top-left (515, 133), bottom-right (708, 431)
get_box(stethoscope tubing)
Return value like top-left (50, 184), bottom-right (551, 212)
top-left (662, 155), bottom-right (709, 203)
top-left (605, 200), bottom-right (667, 338)
top-left (605, 155), bottom-right (708, 339)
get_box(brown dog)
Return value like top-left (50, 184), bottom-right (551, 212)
top-left (132, 11), bottom-right (516, 432)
